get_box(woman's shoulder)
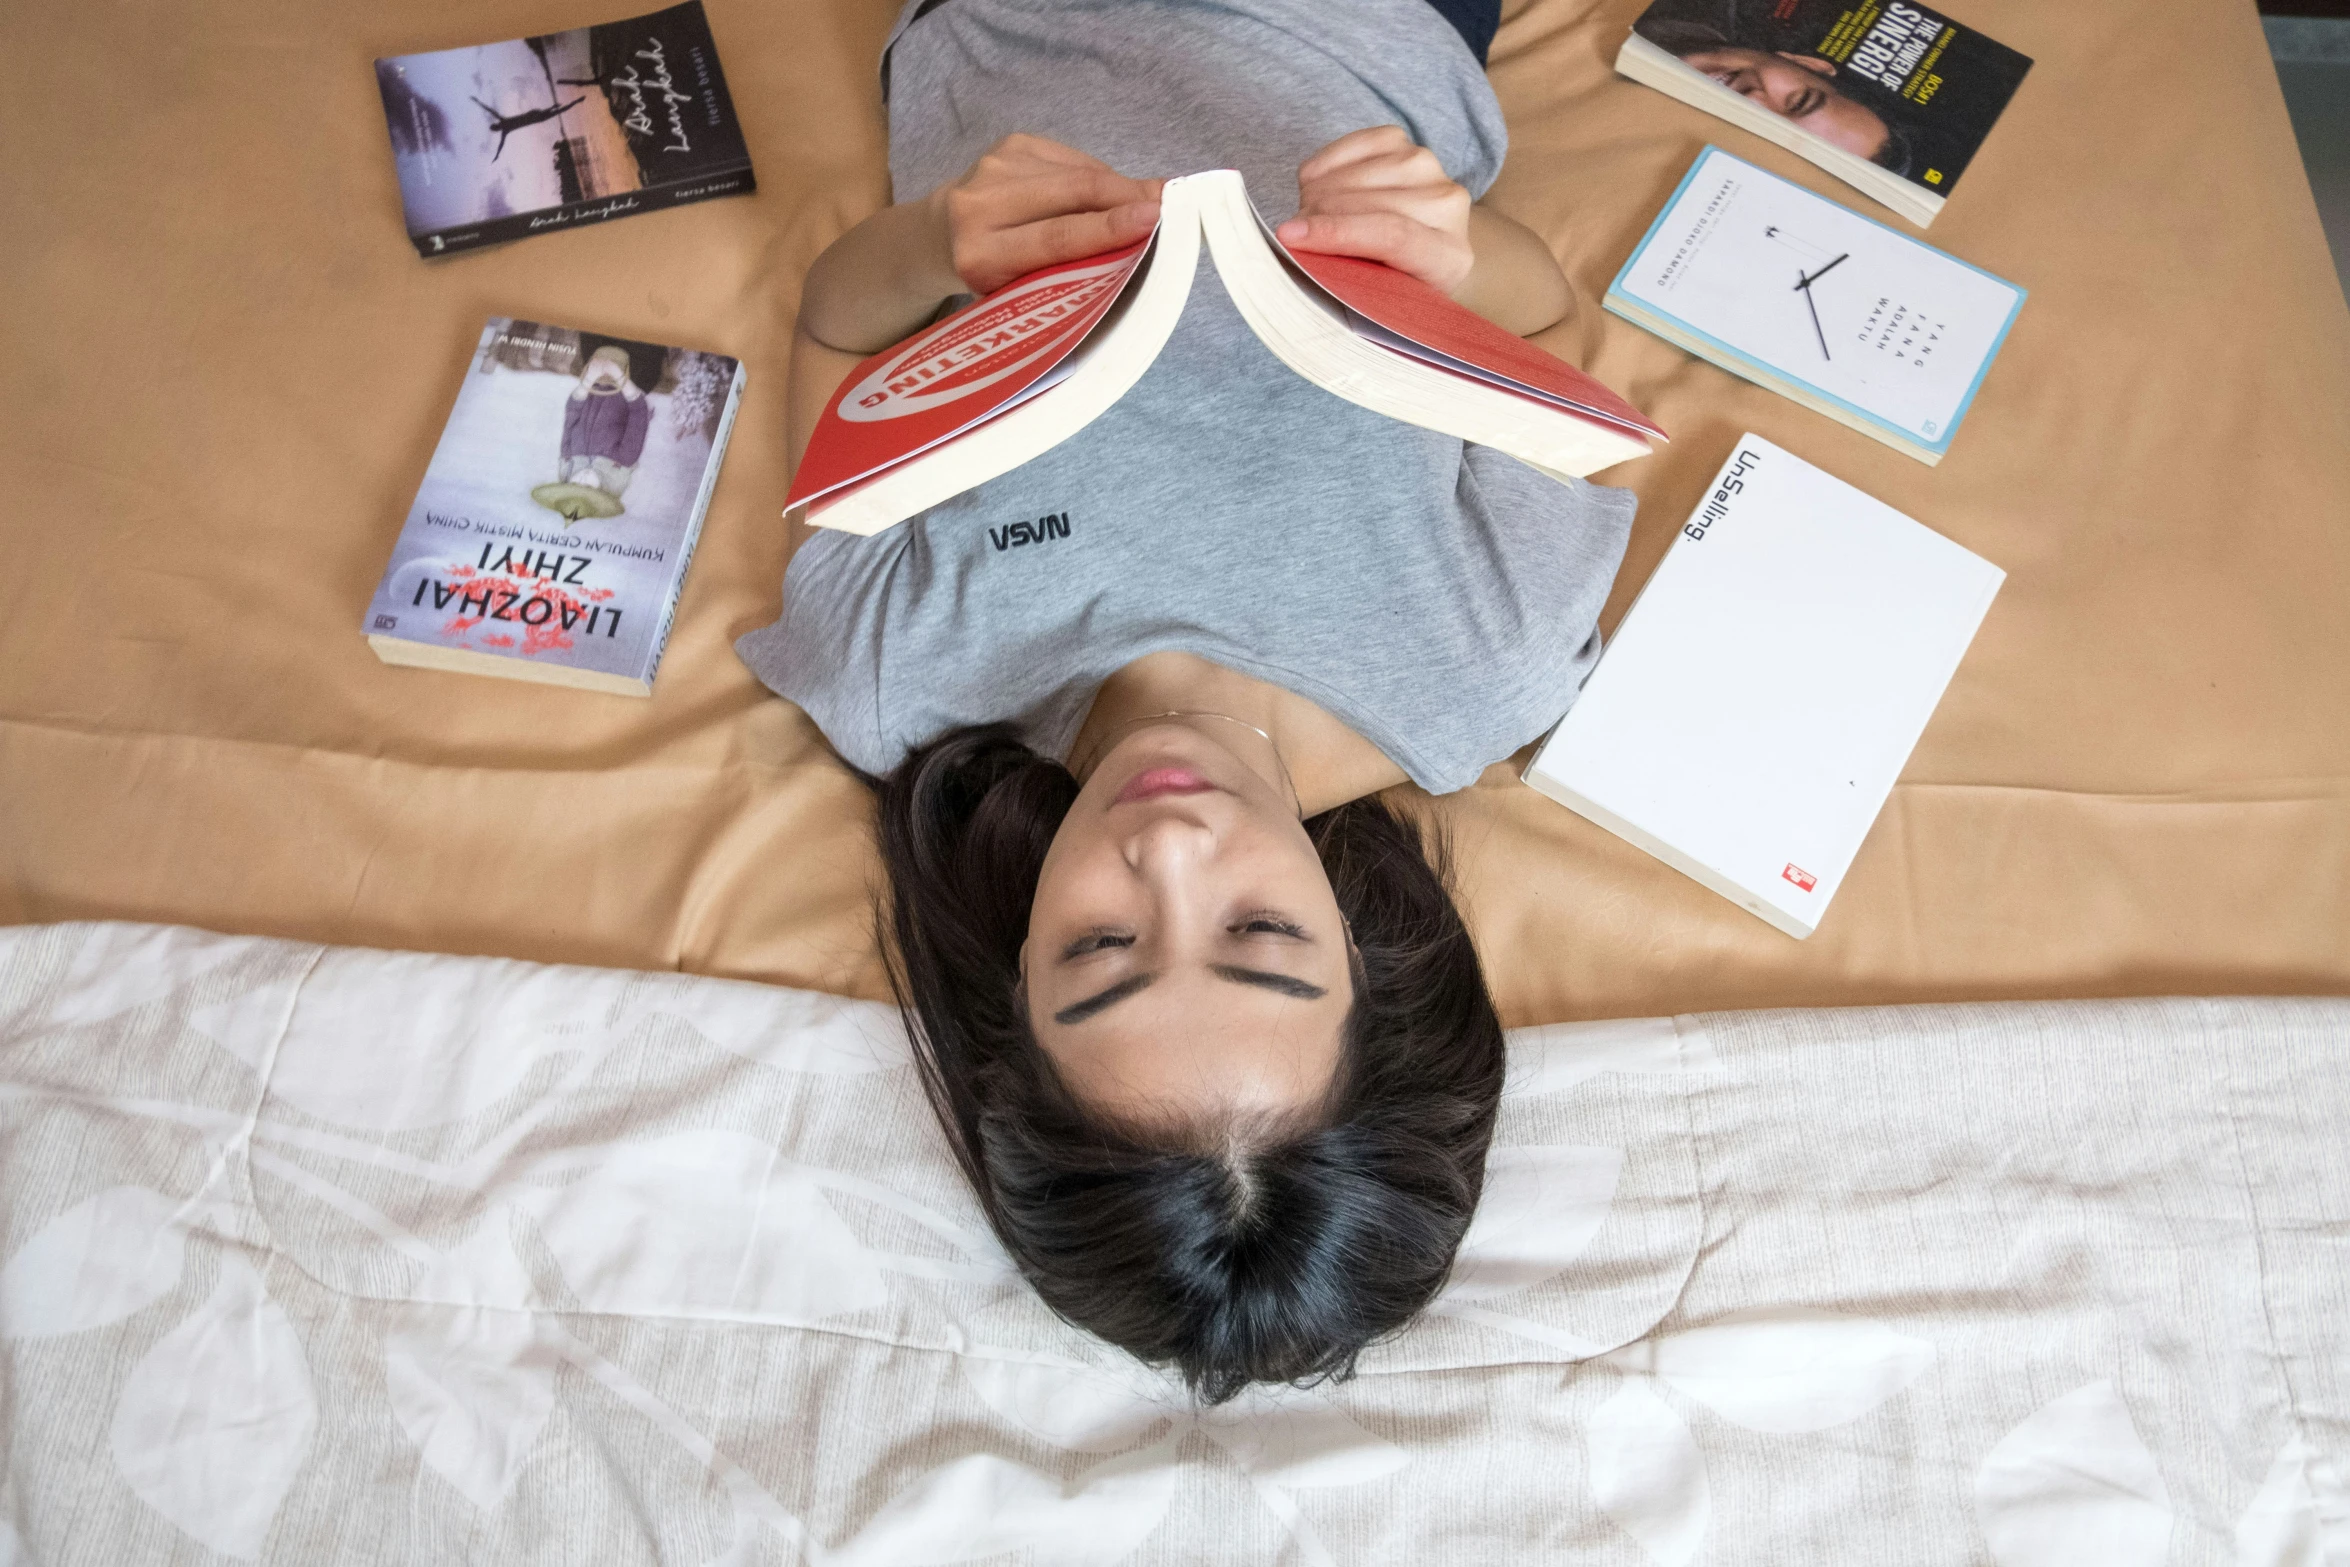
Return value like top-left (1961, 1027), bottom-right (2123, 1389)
top-left (737, 530), bottom-right (907, 728)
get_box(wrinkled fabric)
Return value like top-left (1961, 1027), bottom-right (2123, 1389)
top-left (3, 921), bottom-right (2345, 1563)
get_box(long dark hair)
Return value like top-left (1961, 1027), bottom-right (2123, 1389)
top-left (873, 724), bottom-right (1505, 1404)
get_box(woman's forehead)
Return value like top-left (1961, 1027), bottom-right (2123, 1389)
top-left (1034, 963), bottom-right (1350, 1122)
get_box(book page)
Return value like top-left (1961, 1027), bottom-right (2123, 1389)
top-left (1611, 148), bottom-right (2022, 451)
top-left (1284, 248), bottom-right (1662, 440)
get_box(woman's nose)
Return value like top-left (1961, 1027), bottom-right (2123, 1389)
top-left (1121, 813), bottom-right (1217, 876)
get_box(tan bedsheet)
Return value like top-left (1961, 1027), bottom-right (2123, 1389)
top-left (3, 0), bottom-right (2346, 1022)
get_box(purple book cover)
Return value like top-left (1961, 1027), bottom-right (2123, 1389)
top-left (365, 318), bottom-right (744, 695)
top-left (375, 1), bottom-right (755, 257)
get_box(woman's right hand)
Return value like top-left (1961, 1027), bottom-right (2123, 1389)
top-left (927, 134), bottom-right (1163, 296)
top-left (791, 135), bottom-right (1160, 470)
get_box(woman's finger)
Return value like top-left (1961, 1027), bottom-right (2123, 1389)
top-left (965, 165), bottom-right (1161, 230)
top-left (1308, 160), bottom-right (1432, 197)
top-left (1297, 124), bottom-right (1412, 184)
top-left (960, 200), bottom-right (1161, 291)
top-left (1295, 182), bottom-right (1468, 224)
top-left (1273, 210), bottom-right (1471, 293)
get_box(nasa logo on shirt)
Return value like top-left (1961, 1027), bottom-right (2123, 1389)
top-left (987, 512), bottom-right (1071, 552)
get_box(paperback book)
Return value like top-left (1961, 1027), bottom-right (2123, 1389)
top-left (1617, 0), bottom-right (2031, 226)
top-left (375, 1), bottom-right (754, 258)
top-left (1524, 435), bottom-right (2002, 937)
top-left (365, 318), bottom-right (745, 696)
top-left (786, 168), bottom-right (1666, 535)
top-left (1605, 146), bottom-right (2024, 464)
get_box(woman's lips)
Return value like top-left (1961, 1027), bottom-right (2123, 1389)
top-left (1114, 767), bottom-right (1219, 805)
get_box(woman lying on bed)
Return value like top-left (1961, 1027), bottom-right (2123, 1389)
top-left (737, 0), bottom-right (1637, 1402)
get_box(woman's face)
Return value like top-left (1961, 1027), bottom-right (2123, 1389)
top-left (1023, 721), bottom-right (1354, 1126)
top-left (1682, 47), bottom-right (1890, 161)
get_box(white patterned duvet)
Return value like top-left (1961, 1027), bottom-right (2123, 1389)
top-left (1, 922), bottom-right (2344, 1564)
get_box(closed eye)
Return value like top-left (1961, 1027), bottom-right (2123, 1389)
top-left (1230, 913), bottom-right (1308, 940)
top-left (1061, 928), bottom-right (1135, 960)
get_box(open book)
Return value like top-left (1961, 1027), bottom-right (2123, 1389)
top-left (786, 169), bottom-right (1665, 535)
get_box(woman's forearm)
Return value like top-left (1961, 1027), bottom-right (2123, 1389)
top-left (786, 323), bottom-right (872, 472)
top-left (1456, 206), bottom-right (1575, 337)
top-left (796, 194), bottom-right (963, 355)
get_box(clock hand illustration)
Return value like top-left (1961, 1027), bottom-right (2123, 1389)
top-left (1791, 252), bottom-right (1849, 362)
top-left (1764, 224), bottom-right (1836, 266)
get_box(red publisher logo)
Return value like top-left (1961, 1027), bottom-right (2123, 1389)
top-left (836, 254), bottom-right (1137, 423)
top-left (1782, 863), bottom-right (1817, 892)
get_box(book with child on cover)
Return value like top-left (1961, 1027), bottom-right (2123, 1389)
top-left (374, 1), bottom-right (754, 258)
top-left (786, 169), bottom-right (1667, 536)
top-left (364, 318), bottom-right (745, 696)
top-left (1618, 0), bottom-right (2031, 225)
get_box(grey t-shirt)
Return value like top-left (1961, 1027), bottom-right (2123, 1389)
top-left (737, 0), bottom-right (1638, 795)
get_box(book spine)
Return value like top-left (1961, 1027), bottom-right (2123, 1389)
top-left (1522, 766), bottom-right (1818, 939)
top-left (641, 361), bottom-right (747, 684)
top-left (1600, 291), bottom-right (1946, 466)
top-left (409, 167), bottom-right (755, 258)
top-left (1618, 42), bottom-right (1939, 225)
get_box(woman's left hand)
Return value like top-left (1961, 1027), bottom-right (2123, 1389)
top-left (1276, 126), bottom-right (1475, 297)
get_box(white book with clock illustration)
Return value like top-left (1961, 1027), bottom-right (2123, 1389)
top-left (1605, 147), bottom-right (2025, 465)
top-left (1524, 436), bottom-right (2002, 938)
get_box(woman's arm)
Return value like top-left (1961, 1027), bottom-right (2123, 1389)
top-left (787, 136), bottom-right (1161, 469)
top-left (1274, 126), bottom-right (1574, 337)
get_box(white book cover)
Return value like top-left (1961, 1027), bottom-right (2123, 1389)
top-left (1605, 147), bottom-right (2024, 463)
top-left (1524, 435), bottom-right (2002, 937)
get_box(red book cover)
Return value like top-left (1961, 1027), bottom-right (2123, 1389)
top-left (784, 241), bottom-right (1150, 511)
top-left (1283, 249), bottom-right (1667, 442)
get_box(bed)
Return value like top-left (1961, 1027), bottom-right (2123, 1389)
top-left (3, 920), bottom-right (2345, 1562)
top-left (2, 0), bottom-right (2345, 1024)
top-left (5, 0), bottom-right (2350, 1552)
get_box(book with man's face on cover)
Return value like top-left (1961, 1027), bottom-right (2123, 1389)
top-left (1618, 0), bottom-right (2032, 225)
top-left (374, 1), bottom-right (754, 258)
top-left (364, 318), bottom-right (745, 696)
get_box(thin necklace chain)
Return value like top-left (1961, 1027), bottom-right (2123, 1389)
top-left (1077, 710), bottom-right (1303, 817)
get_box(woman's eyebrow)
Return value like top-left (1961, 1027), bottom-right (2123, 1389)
top-left (1211, 966), bottom-right (1328, 1001)
top-left (1054, 972), bottom-right (1155, 1026)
